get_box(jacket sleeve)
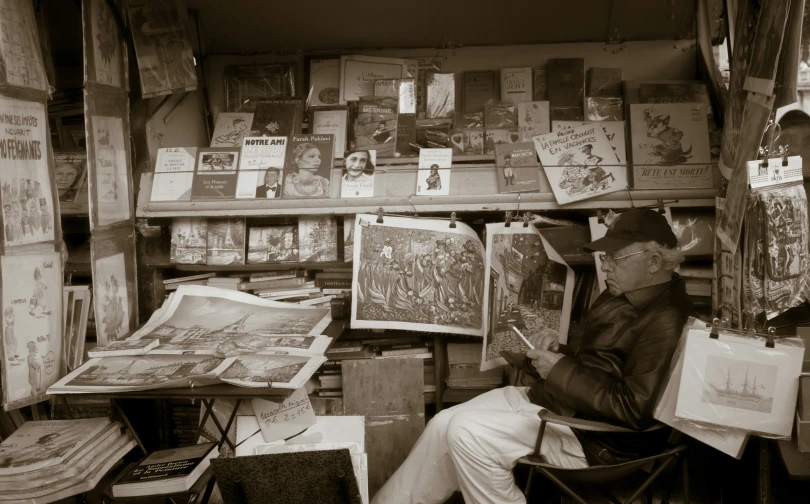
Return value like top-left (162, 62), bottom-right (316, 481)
top-left (542, 308), bottom-right (683, 430)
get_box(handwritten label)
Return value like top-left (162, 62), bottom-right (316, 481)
top-left (252, 388), bottom-right (316, 443)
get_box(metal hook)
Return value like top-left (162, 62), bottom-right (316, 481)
top-left (449, 212), bottom-right (457, 228)
top-left (376, 207), bottom-right (384, 224)
top-left (409, 194), bottom-right (419, 217)
top-left (782, 145), bottom-right (790, 166)
top-left (625, 185), bottom-right (635, 208)
top-left (516, 192), bottom-right (522, 215)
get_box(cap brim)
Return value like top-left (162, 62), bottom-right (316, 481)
top-left (583, 236), bottom-right (638, 252)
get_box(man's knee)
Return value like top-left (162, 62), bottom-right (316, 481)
top-left (446, 412), bottom-right (479, 453)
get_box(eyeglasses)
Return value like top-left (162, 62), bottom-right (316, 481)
top-left (598, 249), bottom-right (648, 264)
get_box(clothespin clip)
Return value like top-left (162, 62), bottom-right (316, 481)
top-left (376, 207), bottom-right (384, 224)
top-left (782, 145), bottom-right (790, 166)
top-left (760, 115), bottom-right (781, 169)
top-left (720, 316), bottom-right (730, 329)
top-left (188, 380), bottom-right (195, 391)
top-left (505, 211), bottom-right (513, 227)
top-left (657, 197), bottom-right (665, 214)
top-left (766, 327), bottom-right (776, 349)
top-left (522, 213), bottom-right (531, 227)
top-left (449, 212), bottom-right (457, 229)
top-left (709, 317), bottom-right (720, 339)
top-left (597, 209), bottom-right (605, 224)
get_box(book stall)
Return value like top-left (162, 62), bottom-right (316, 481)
top-left (0, 0), bottom-right (809, 502)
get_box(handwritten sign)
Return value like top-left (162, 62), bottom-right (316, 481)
top-left (252, 388), bottom-right (316, 443)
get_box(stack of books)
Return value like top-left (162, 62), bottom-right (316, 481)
top-left (317, 361), bottom-right (343, 397)
top-left (163, 273), bottom-right (216, 291)
top-left (313, 268), bottom-right (353, 296)
top-left (0, 418), bottom-right (136, 503)
top-left (679, 264), bottom-right (713, 318)
top-left (168, 400), bottom-right (202, 447)
top-left (206, 276), bottom-right (243, 290)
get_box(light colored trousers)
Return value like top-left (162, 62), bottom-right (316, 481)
top-left (371, 386), bottom-right (588, 504)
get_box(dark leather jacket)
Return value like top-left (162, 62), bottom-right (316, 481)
top-left (527, 275), bottom-right (695, 465)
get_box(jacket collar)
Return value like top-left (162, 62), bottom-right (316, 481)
top-left (623, 274), bottom-right (683, 311)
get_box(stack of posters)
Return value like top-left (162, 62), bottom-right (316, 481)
top-left (49, 285), bottom-right (333, 393)
top-left (0, 418), bottom-right (136, 503)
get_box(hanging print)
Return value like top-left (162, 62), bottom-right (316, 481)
top-left (351, 214), bottom-right (485, 336)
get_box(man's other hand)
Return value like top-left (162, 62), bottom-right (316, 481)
top-left (526, 348), bottom-right (565, 379)
top-left (529, 328), bottom-right (560, 353)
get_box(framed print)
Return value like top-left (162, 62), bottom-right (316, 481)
top-left (84, 84), bottom-right (133, 230)
top-left (309, 106), bottom-right (348, 159)
top-left (90, 226), bottom-right (138, 345)
top-left (0, 92), bottom-right (58, 248)
top-left (0, 0), bottom-right (48, 91)
top-left (1, 251), bottom-right (62, 410)
top-left (82, 0), bottom-right (128, 89)
top-left (339, 55), bottom-right (408, 104)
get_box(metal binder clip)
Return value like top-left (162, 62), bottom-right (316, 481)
top-left (522, 213), bottom-right (531, 227)
top-left (597, 209), bottom-right (605, 224)
top-left (657, 197), bottom-right (665, 214)
top-left (376, 207), bottom-right (384, 224)
top-left (766, 327), bottom-right (776, 348)
top-left (188, 380), bottom-right (195, 391)
top-left (720, 316), bottom-right (730, 328)
top-left (709, 318), bottom-right (720, 339)
top-left (505, 211), bottom-right (513, 227)
top-left (449, 212), bottom-right (457, 228)
top-left (782, 146), bottom-right (790, 166)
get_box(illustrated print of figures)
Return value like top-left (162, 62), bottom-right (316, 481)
top-left (214, 118), bottom-right (249, 146)
top-left (557, 147), bottom-right (613, 197)
top-left (29, 268), bottom-right (50, 318)
top-left (102, 275), bottom-right (125, 341)
top-left (1, 176), bottom-right (52, 246)
top-left (426, 164), bottom-right (442, 190)
top-left (643, 108), bottom-right (692, 165)
top-left (3, 307), bottom-right (16, 361)
top-left (502, 155), bottom-right (515, 186)
top-left (27, 342), bottom-right (42, 395)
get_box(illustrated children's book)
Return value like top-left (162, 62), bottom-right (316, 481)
top-left (495, 142), bottom-right (542, 193)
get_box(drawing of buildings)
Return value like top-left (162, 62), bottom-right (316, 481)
top-left (69, 357), bottom-right (220, 386)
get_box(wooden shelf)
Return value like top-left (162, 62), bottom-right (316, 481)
top-left (148, 257), bottom-right (350, 271)
top-left (137, 172), bottom-right (718, 219)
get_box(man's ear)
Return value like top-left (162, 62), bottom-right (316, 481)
top-left (648, 251), bottom-right (663, 273)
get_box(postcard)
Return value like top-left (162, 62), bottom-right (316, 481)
top-left (170, 218), bottom-right (207, 265)
top-left (247, 225), bottom-right (299, 264)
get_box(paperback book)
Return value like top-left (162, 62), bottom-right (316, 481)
top-left (310, 107), bottom-right (349, 158)
top-left (206, 219), bottom-right (246, 266)
top-left (374, 78), bottom-right (416, 114)
top-left (190, 147), bottom-right (239, 200)
top-left (234, 136), bottom-right (287, 199)
top-left (500, 68), bottom-right (533, 106)
top-left (170, 218), bottom-right (208, 265)
top-left (251, 98), bottom-right (304, 136)
top-left (463, 71), bottom-right (496, 112)
top-left (629, 103), bottom-right (712, 189)
top-left (54, 152), bottom-right (88, 203)
top-left (354, 96), bottom-right (398, 158)
top-left (247, 225), bottom-right (299, 264)
top-left (495, 142), bottom-right (542, 193)
top-left (533, 123), bottom-right (626, 204)
top-left (112, 443), bottom-right (219, 498)
top-left (308, 58), bottom-right (341, 107)
top-left (282, 135), bottom-right (335, 199)
top-left (548, 58), bottom-right (585, 121)
top-left (416, 148), bottom-right (453, 196)
top-left (151, 147), bottom-right (196, 202)
top-left (210, 112), bottom-right (254, 147)
top-left (426, 73), bottom-right (455, 118)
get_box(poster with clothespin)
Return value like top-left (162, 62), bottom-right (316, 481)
top-left (252, 387), bottom-right (317, 443)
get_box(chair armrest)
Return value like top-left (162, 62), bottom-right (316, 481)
top-left (537, 409), bottom-right (665, 434)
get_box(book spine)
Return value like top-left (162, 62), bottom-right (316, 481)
top-left (380, 347), bottom-right (431, 356)
top-left (314, 278), bottom-right (352, 288)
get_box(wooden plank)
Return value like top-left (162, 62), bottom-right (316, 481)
top-left (433, 335), bottom-right (446, 413)
top-left (342, 358), bottom-right (425, 499)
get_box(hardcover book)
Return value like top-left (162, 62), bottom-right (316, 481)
top-left (210, 112), bottom-right (254, 147)
top-left (629, 103), bottom-right (712, 189)
top-left (586, 96), bottom-right (624, 121)
top-left (235, 136), bottom-right (287, 199)
top-left (299, 217), bottom-right (338, 263)
top-left (251, 98), bottom-right (304, 136)
top-left (416, 148), bottom-right (453, 196)
top-left (310, 107), bottom-right (348, 159)
top-left (426, 73), bottom-right (455, 119)
top-left (339, 54), bottom-right (409, 104)
top-left (463, 71), bottom-right (496, 112)
top-left (500, 67), bottom-right (532, 106)
top-left (547, 58), bottom-right (585, 121)
top-left (374, 78), bottom-right (416, 114)
top-left (206, 219), bottom-right (246, 266)
top-left (54, 152), bottom-right (88, 203)
top-left (190, 148), bottom-right (239, 200)
top-left (533, 123), bottom-right (626, 204)
top-left (308, 58), bottom-right (341, 107)
top-left (354, 96), bottom-right (398, 158)
top-left (587, 68), bottom-right (623, 97)
top-left (88, 338), bottom-right (158, 358)
top-left (112, 442), bottom-right (219, 498)
top-left (151, 147), bottom-right (196, 202)
top-left (247, 225), bottom-right (299, 264)
top-left (282, 134), bottom-right (335, 199)
top-left (533, 69), bottom-right (548, 101)
top-left (495, 142), bottom-right (541, 193)
top-left (170, 218), bottom-right (208, 265)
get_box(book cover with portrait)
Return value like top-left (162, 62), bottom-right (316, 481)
top-left (235, 137), bottom-right (287, 199)
top-left (54, 152), bottom-right (88, 203)
top-left (190, 148), bottom-right (239, 200)
top-left (282, 135), bottom-right (334, 199)
top-left (495, 142), bottom-right (542, 193)
top-left (341, 150), bottom-right (377, 198)
top-left (354, 96), bottom-right (398, 158)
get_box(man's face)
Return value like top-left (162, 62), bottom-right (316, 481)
top-left (264, 170), bottom-right (279, 186)
top-left (600, 242), bottom-right (651, 296)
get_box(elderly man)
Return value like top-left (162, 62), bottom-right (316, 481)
top-left (372, 208), bottom-right (694, 504)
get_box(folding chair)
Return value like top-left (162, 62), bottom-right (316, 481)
top-left (517, 410), bottom-right (689, 504)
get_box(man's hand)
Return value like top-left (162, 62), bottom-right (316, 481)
top-left (526, 348), bottom-right (565, 379)
top-left (529, 328), bottom-right (560, 353)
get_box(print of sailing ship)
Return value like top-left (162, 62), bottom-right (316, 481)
top-left (702, 362), bottom-right (774, 414)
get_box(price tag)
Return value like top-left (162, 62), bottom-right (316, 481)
top-left (252, 388), bottom-right (317, 443)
